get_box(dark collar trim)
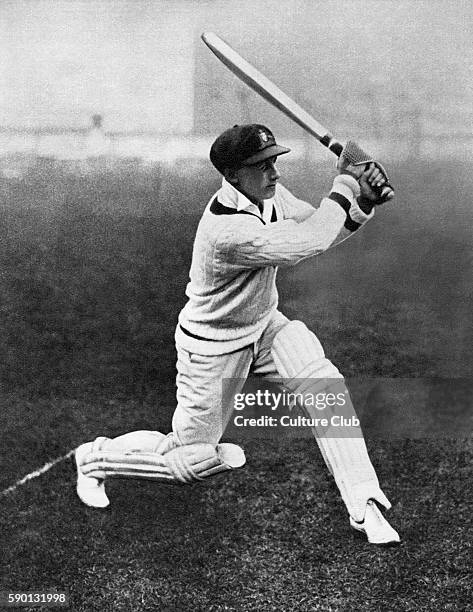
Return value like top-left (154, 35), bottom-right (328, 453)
top-left (210, 197), bottom-right (278, 225)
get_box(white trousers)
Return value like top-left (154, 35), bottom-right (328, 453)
top-left (95, 311), bottom-right (288, 454)
top-left (172, 310), bottom-right (289, 446)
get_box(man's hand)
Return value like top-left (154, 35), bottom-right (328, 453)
top-left (338, 162), bottom-right (392, 213)
top-left (359, 163), bottom-right (388, 200)
top-left (336, 140), bottom-right (395, 207)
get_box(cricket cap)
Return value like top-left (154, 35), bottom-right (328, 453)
top-left (210, 124), bottom-right (291, 174)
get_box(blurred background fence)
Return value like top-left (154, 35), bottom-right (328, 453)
top-left (1, 0), bottom-right (472, 174)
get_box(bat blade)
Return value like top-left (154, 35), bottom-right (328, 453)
top-left (201, 32), bottom-right (340, 153)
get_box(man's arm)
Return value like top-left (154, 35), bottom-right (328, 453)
top-left (329, 162), bottom-right (391, 247)
top-left (218, 175), bottom-right (361, 269)
top-left (218, 163), bottom-right (390, 270)
top-left (277, 161), bottom-right (387, 225)
top-left (274, 183), bottom-right (315, 223)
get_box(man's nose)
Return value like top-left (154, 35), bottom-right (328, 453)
top-left (268, 162), bottom-right (280, 180)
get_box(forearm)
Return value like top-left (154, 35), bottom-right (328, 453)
top-left (326, 174), bottom-right (374, 248)
top-left (222, 175), bottom-right (368, 268)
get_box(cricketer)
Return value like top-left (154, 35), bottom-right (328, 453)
top-left (75, 124), bottom-right (400, 546)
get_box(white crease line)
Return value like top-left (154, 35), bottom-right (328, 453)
top-left (0, 449), bottom-right (75, 497)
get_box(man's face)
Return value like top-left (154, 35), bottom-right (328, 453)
top-left (228, 156), bottom-right (281, 204)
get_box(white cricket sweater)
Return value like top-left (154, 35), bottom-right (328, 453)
top-left (176, 175), bottom-right (373, 355)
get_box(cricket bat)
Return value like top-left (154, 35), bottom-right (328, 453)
top-left (201, 32), bottom-right (393, 201)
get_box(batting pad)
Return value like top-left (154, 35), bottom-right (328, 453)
top-left (272, 321), bottom-right (391, 521)
top-left (79, 440), bottom-right (246, 484)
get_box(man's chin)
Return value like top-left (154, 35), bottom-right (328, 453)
top-left (264, 185), bottom-right (277, 198)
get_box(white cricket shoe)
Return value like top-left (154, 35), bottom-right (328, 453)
top-left (350, 499), bottom-right (400, 546)
top-left (75, 442), bottom-right (109, 508)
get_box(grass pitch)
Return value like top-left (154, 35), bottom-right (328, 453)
top-left (0, 159), bottom-right (471, 611)
top-left (1, 428), bottom-right (471, 611)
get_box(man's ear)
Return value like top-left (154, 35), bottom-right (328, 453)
top-left (224, 167), bottom-right (239, 186)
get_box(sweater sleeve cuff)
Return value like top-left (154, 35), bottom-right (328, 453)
top-left (328, 175), bottom-right (374, 232)
top-left (349, 201), bottom-right (375, 224)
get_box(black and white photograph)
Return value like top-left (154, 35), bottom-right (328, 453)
top-left (0, 1), bottom-right (471, 610)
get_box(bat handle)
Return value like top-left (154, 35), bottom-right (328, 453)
top-left (329, 141), bottom-right (344, 157)
top-left (320, 135), bottom-right (344, 157)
